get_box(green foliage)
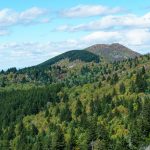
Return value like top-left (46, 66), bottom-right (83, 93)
top-left (135, 72), bottom-right (147, 92)
top-left (110, 73), bottom-right (119, 85)
top-left (0, 54), bottom-right (149, 150)
top-left (0, 83), bottom-right (62, 128)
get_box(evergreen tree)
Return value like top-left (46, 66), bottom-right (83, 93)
top-left (110, 73), bottom-right (119, 85)
top-left (135, 73), bottom-right (147, 92)
top-left (75, 98), bottom-right (83, 118)
top-left (119, 82), bottom-right (126, 94)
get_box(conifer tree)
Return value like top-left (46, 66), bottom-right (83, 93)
top-left (119, 82), bottom-right (126, 94)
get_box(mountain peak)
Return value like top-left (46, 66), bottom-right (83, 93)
top-left (85, 43), bottom-right (140, 61)
top-left (37, 43), bottom-right (141, 67)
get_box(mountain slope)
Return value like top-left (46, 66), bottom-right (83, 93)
top-left (85, 43), bottom-right (140, 61)
top-left (37, 43), bottom-right (140, 67)
top-left (0, 54), bottom-right (149, 150)
top-left (38, 50), bottom-right (100, 67)
top-left (0, 43), bottom-right (142, 89)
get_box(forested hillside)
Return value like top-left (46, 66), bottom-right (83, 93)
top-left (38, 50), bottom-right (100, 67)
top-left (0, 54), bottom-right (150, 150)
top-left (0, 50), bottom-right (100, 88)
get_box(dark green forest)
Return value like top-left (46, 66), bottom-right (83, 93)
top-left (37, 50), bottom-right (100, 67)
top-left (0, 54), bottom-right (150, 150)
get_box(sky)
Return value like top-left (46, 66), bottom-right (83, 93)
top-left (0, 0), bottom-right (150, 69)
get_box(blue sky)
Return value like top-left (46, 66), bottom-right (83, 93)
top-left (0, 0), bottom-right (150, 69)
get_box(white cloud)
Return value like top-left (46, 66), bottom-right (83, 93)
top-left (61, 5), bottom-right (123, 18)
top-left (0, 29), bottom-right (9, 36)
top-left (122, 29), bottom-right (150, 45)
top-left (0, 7), bottom-right (48, 27)
top-left (82, 29), bottom-right (150, 45)
top-left (82, 31), bottom-right (121, 44)
top-left (19, 7), bottom-right (47, 21)
top-left (0, 9), bottom-right (17, 27)
top-left (56, 12), bottom-right (150, 32)
top-left (0, 40), bottom-right (84, 69)
top-left (80, 29), bottom-right (150, 54)
top-left (0, 7), bottom-right (49, 36)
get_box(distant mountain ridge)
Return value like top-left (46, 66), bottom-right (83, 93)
top-left (37, 43), bottom-right (140, 67)
top-left (85, 43), bottom-right (140, 61)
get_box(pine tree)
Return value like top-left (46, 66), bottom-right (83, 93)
top-left (129, 81), bottom-right (136, 93)
top-left (75, 98), bottom-right (83, 117)
top-left (31, 124), bottom-right (38, 136)
top-left (135, 73), bottom-right (147, 92)
top-left (119, 82), bottom-right (126, 94)
top-left (55, 127), bottom-right (66, 150)
top-left (110, 73), bottom-right (119, 85)
top-left (141, 66), bottom-right (146, 74)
